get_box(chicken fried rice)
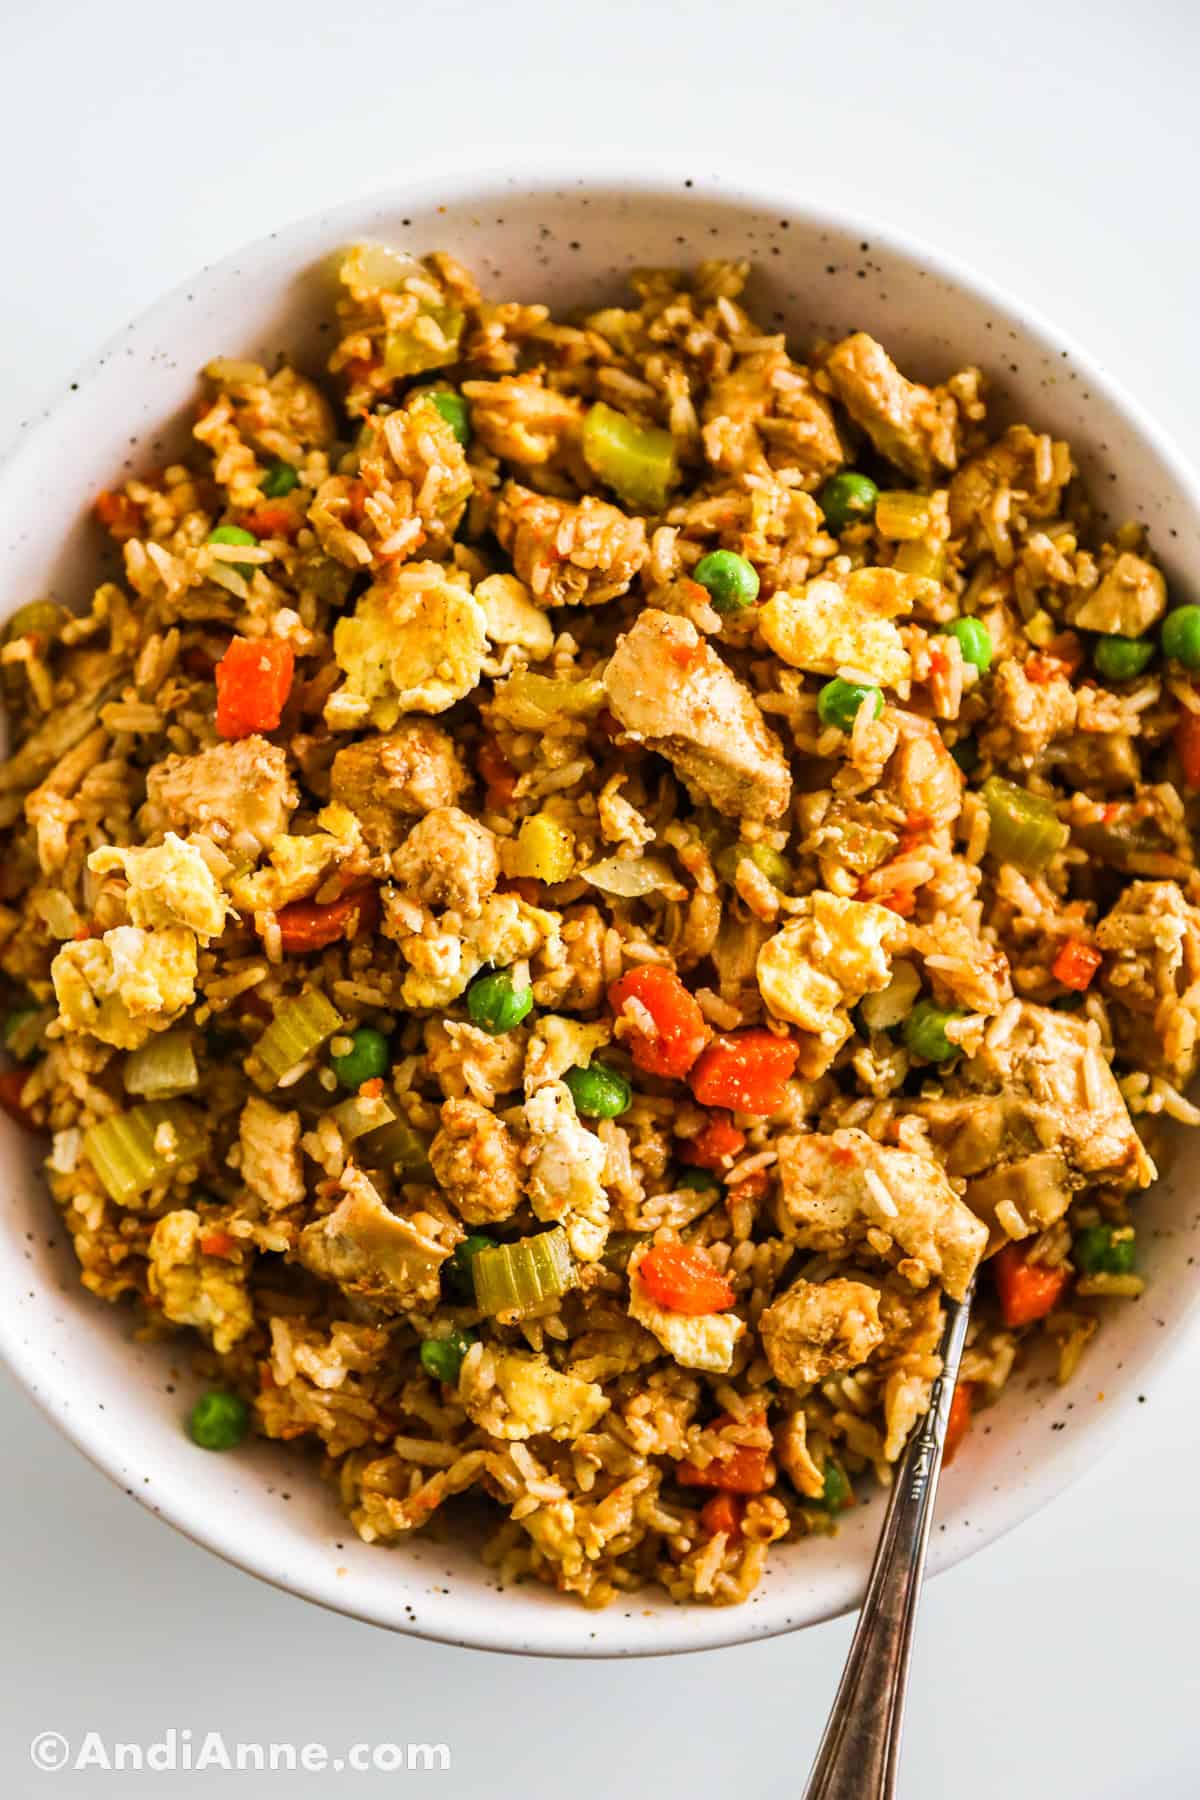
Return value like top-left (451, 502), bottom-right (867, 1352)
top-left (1, 244), bottom-right (1194, 1608)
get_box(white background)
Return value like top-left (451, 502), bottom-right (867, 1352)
top-left (2, 0), bottom-right (1199, 1792)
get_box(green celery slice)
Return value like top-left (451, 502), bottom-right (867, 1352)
top-left (83, 1100), bottom-right (209, 1204)
top-left (123, 1029), bottom-right (199, 1099)
top-left (581, 402), bottom-right (679, 511)
top-left (247, 991), bottom-right (342, 1091)
top-left (981, 775), bottom-right (1069, 873)
top-left (331, 1091), bottom-right (396, 1143)
top-left (472, 1227), bottom-right (578, 1318)
top-left (357, 1112), bottom-right (433, 1178)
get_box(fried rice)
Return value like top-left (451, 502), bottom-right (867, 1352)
top-left (1, 242), bottom-right (1194, 1609)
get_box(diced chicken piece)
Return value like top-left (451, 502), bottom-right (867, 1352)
top-left (962, 1003), bottom-right (1152, 1188)
top-left (1096, 881), bottom-right (1200, 1086)
top-left (775, 1129), bottom-right (986, 1301)
top-left (462, 374), bottom-right (583, 466)
top-left (966, 1151), bottom-right (1074, 1244)
top-left (474, 573), bottom-right (556, 658)
top-left (423, 1018), bottom-right (527, 1105)
top-left (758, 892), bottom-right (906, 1041)
top-left (552, 904), bottom-right (609, 1012)
top-left (702, 349), bottom-right (843, 480)
top-left (391, 806), bottom-right (499, 917)
top-left (758, 570), bottom-right (914, 690)
top-left (873, 1284), bottom-right (946, 1461)
top-left (603, 609), bottom-right (792, 822)
top-left (460, 1347), bottom-right (608, 1441)
top-left (298, 1167), bottom-right (462, 1312)
top-left (759, 1276), bottom-right (885, 1385)
top-left (147, 1208), bottom-right (253, 1353)
top-left (882, 711), bottom-right (963, 833)
top-left (1073, 552), bottom-right (1167, 637)
top-left (907, 917), bottom-right (1013, 1017)
top-left (947, 425), bottom-right (1072, 539)
top-left (429, 1097), bottom-right (523, 1225)
top-left (980, 660), bottom-right (1077, 766)
top-left (908, 1093), bottom-right (1018, 1177)
top-left (492, 480), bottom-right (647, 607)
top-left (52, 925), bottom-right (197, 1051)
top-left (330, 722), bottom-right (468, 854)
top-left (523, 1080), bottom-right (610, 1262)
top-left (239, 1095), bottom-right (304, 1211)
top-left (143, 737), bottom-right (298, 859)
top-left (826, 333), bottom-right (960, 483)
top-left (88, 833), bottom-right (230, 942)
top-left (326, 562), bottom-right (487, 729)
top-left (523, 1014), bottom-right (612, 1091)
top-left (627, 1243), bottom-right (745, 1374)
top-left (1056, 730), bottom-right (1140, 794)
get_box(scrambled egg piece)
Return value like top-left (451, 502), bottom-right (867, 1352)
top-left (52, 925), bottom-right (198, 1050)
top-left (757, 892), bottom-right (906, 1043)
top-left (523, 1015), bottom-right (612, 1090)
top-left (627, 1244), bottom-right (744, 1374)
top-left (228, 803), bottom-right (364, 913)
top-left (758, 569), bottom-right (922, 688)
top-left (147, 1209), bottom-right (253, 1353)
top-left (390, 892), bottom-right (560, 1009)
top-left (523, 1081), bottom-right (610, 1262)
top-left (239, 1095), bottom-right (304, 1210)
top-left (327, 561), bottom-right (487, 728)
top-left (463, 1349), bottom-right (609, 1441)
top-left (475, 572), bottom-right (555, 658)
top-left (88, 833), bottom-right (230, 942)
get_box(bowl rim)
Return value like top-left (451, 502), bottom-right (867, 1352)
top-left (4, 152), bottom-right (1200, 1658)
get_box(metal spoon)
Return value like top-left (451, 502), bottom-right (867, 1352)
top-left (802, 1283), bottom-right (975, 1800)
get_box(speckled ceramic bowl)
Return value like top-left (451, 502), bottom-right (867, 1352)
top-left (2, 163), bottom-right (1199, 1657)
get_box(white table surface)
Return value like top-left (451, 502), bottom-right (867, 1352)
top-left (3, 0), bottom-right (1199, 1792)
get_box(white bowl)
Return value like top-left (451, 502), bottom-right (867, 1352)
top-left (3, 163), bottom-right (1198, 1657)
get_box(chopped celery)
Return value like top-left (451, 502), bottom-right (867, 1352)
top-left (4, 599), bottom-right (69, 645)
top-left (892, 540), bottom-right (946, 582)
top-left (83, 1100), bottom-right (209, 1204)
top-left (331, 1091), bottom-right (396, 1142)
top-left (581, 402), bottom-right (679, 511)
top-left (3, 1004), bottom-right (51, 1062)
top-left (600, 1230), bottom-right (650, 1272)
top-left (981, 776), bottom-right (1069, 873)
top-left (714, 842), bottom-right (791, 889)
top-left (384, 308), bottom-right (464, 378)
top-left (247, 990), bottom-right (342, 1091)
top-left (493, 670), bottom-right (606, 730)
top-left (357, 1112), bottom-right (433, 1178)
top-left (875, 492), bottom-right (934, 540)
top-left (123, 1029), bottom-right (199, 1100)
top-left (472, 1227), bottom-right (578, 1318)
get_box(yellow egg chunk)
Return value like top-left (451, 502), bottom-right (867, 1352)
top-left (326, 561), bottom-right (487, 727)
top-left (88, 833), bottom-right (230, 942)
top-left (52, 926), bottom-right (198, 1050)
top-left (758, 571), bottom-right (917, 688)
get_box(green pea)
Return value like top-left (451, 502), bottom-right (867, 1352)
top-left (714, 841), bottom-right (791, 889)
top-left (818, 471), bottom-right (879, 534)
top-left (903, 998), bottom-right (964, 1063)
top-left (206, 523), bottom-right (258, 578)
top-left (1162, 605), bottom-right (1200, 669)
top-left (466, 969), bottom-right (533, 1035)
top-left (188, 1389), bottom-right (250, 1451)
top-left (330, 1027), bottom-right (390, 1089)
top-left (260, 460), bottom-right (299, 498)
top-left (1093, 634), bottom-right (1155, 681)
top-left (445, 1232), bottom-right (496, 1301)
top-left (1073, 1224), bottom-right (1136, 1276)
top-left (818, 678), bottom-right (884, 733)
top-left (818, 1461), bottom-right (853, 1513)
top-left (693, 550), bottom-right (760, 614)
top-left (942, 616), bottom-right (993, 673)
top-left (563, 1061), bottom-right (632, 1119)
top-left (950, 738), bottom-right (978, 774)
top-left (429, 391), bottom-right (471, 446)
top-left (677, 1167), bottom-right (720, 1192)
top-left (419, 1327), bottom-right (476, 1385)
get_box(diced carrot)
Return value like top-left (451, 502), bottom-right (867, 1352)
top-left (728, 1168), bottom-right (769, 1205)
top-left (944, 1381), bottom-right (975, 1465)
top-left (688, 1028), bottom-right (798, 1116)
top-left (608, 965), bottom-right (709, 1080)
top-left (679, 1411), bottom-right (769, 1494)
top-left (199, 1231), bottom-right (237, 1259)
top-left (876, 887), bottom-right (917, 918)
top-left (0, 1068), bottom-right (36, 1130)
top-left (274, 883), bottom-right (379, 954)
top-left (238, 504), bottom-right (298, 540)
top-left (698, 1491), bottom-right (743, 1540)
top-left (680, 1114), bottom-right (746, 1171)
top-left (93, 489), bottom-right (144, 541)
top-left (1051, 938), bottom-right (1102, 992)
top-left (214, 637), bottom-right (295, 739)
top-left (636, 1241), bottom-right (735, 1315)
top-left (992, 1242), bottom-right (1070, 1328)
top-left (478, 738), bottom-right (518, 809)
top-left (1175, 710), bottom-right (1200, 789)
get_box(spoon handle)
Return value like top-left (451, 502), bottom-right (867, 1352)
top-left (801, 1285), bottom-right (975, 1800)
